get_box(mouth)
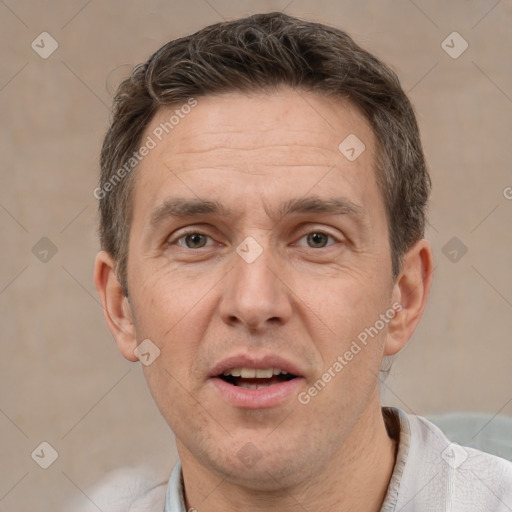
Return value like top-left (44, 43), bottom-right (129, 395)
top-left (208, 356), bottom-right (304, 409)
top-left (218, 367), bottom-right (297, 389)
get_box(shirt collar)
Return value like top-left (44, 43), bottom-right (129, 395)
top-left (164, 460), bottom-right (186, 512)
top-left (379, 407), bottom-right (412, 511)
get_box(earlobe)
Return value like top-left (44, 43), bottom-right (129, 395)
top-left (384, 239), bottom-right (434, 356)
top-left (94, 251), bottom-right (139, 362)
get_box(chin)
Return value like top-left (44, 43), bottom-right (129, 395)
top-left (221, 457), bottom-right (307, 491)
top-left (199, 431), bottom-right (320, 491)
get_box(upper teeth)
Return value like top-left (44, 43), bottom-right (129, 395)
top-left (222, 368), bottom-right (289, 378)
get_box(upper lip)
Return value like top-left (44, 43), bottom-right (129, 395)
top-left (209, 353), bottom-right (305, 379)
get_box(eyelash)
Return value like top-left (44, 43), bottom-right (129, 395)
top-left (170, 229), bottom-right (340, 249)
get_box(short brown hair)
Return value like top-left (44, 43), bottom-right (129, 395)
top-left (99, 12), bottom-right (430, 295)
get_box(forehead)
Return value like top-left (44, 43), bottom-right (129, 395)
top-left (131, 89), bottom-right (380, 221)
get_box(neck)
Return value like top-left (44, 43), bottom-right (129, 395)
top-left (178, 400), bottom-right (397, 512)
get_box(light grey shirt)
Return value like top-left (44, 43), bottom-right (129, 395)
top-left (157, 407), bottom-right (512, 511)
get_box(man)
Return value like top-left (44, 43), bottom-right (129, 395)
top-left (93, 12), bottom-right (512, 511)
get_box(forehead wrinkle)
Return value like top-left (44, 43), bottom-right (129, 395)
top-left (158, 144), bottom-right (341, 168)
top-left (158, 150), bottom-right (346, 181)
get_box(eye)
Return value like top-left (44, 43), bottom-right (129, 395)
top-left (297, 231), bottom-right (338, 249)
top-left (170, 229), bottom-right (339, 250)
top-left (175, 231), bottom-right (214, 249)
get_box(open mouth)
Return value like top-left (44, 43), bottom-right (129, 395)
top-left (218, 368), bottom-right (297, 389)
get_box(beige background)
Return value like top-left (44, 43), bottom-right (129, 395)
top-left (1, 0), bottom-right (511, 509)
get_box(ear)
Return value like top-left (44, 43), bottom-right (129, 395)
top-left (94, 251), bottom-right (138, 362)
top-left (384, 239), bottom-right (434, 356)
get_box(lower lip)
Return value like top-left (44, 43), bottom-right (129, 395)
top-left (210, 377), bottom-right (304, 409)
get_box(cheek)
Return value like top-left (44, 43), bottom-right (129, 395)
top-left (132, 264), bottom-right (215, 335)
top-left (138, 306), bottom-right (209, 428)
top-left (142, 360), bottom-right (214, 445)
top-left (298, 284), bottom-right (389, 421)
top-left (129, 273), bottom-right (214, 395)
top-left (296, 272), bottom-right (391, 396)
top-left (308, 274), bottom-right (389, 341)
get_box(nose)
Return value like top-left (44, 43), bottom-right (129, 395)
top-left (219, 238), bottom-right (293, 332)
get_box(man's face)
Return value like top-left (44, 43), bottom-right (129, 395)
top-left (125, 89), bottom-right (397, 488)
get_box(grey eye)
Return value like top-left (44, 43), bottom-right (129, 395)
top-left (306, 232), bottom-right (330, 248)
top-left (179, 233), bottom-right (210, 249)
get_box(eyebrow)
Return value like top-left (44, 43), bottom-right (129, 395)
top-left (149, 196), bottom-right (365, 227)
